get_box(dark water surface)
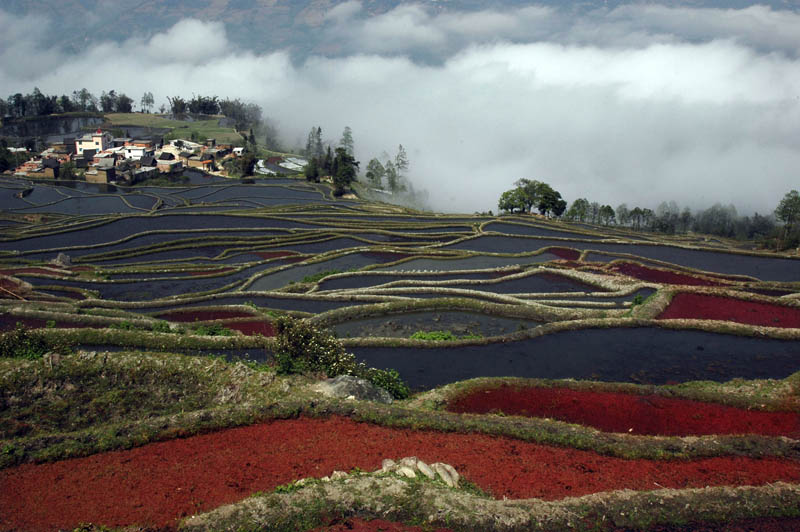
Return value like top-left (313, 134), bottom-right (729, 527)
top-left (351, 328), bottom-right (800, 390)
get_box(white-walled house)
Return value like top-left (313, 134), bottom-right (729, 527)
top-left (75, 129), bottom-right (113, 155)
top-left (123, 145), bottom-right (155, 160)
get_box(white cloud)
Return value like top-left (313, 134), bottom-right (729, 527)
top-left (145, 19), bottom-right (230, 63)
top-left (1, 6), bottom-right (799, 215)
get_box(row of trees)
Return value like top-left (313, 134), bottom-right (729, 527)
top-left (563, 197), bottom-right (779, 241)
top-left (0, 87), bottom-right (143, 117)
top-left (498, 179), bottom-right (567, 217)
top-left (2, 88), bottom-right (266, 134)
top-left (525, 188), bottom-right (800, 250)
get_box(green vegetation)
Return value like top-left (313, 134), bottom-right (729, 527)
top-left (299, 270), bottom-right (344, 284)
top-left (409, 330), bottom-right (483, 341)
top-left (273, 316), bottom-right (409, 399)
top-left (192, 323), bottom-right (235, 337)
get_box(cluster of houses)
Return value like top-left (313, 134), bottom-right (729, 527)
top-left (12, 129), bottom-right (244, 184)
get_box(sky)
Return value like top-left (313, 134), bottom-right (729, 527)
top-left (1, 2), bottom-right (799, 215)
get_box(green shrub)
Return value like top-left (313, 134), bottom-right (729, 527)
top-left (108, 320), bottom-right (136, 331)
top-left (273, 316), bottom-right (410, 399)
top-left (362, 367), bottom-right (410, 400)
top-left (273, 316), bottom-right (354, 375)
top-left (150, 320), bottom-right (172, 333)
top-left (0, 323), bottom-right (72, 359)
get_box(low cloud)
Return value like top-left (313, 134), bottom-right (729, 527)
top-left (1, 4), bottom-right (799, 215)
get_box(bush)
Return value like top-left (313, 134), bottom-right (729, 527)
top-left (0, 323), bottom-right (72, 359)
top-left (273, 316), bottom-right (410, 399)
top-left (150, 321), bottom-right (172, 333)
top-left (362, 367), bottom-right (410, 400)
top-left (273, 316), bottom-right (354, 375)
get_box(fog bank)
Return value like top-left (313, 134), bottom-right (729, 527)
top-left (1, 3), bottom-right (799, 214)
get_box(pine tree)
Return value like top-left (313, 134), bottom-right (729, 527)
top-left (385, 160), bottom-right (398, 192)
top-left (365, 158), bottom-right (385, 188)
top-left (322, 145), bottom-right (333, 176)
top-left (332, 147), bottom-right (359, 195)
top-left (340, 126), bottom-right (354, 156)
top-left (313, 127), bottom-right (324, 160)
top-left (394, 144), bottom-right (408, 178)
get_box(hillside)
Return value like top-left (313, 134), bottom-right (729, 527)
top-left (1, 174), bottom-right (800, 530)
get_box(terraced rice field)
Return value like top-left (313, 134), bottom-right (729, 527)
top-left (1, 175), bottom-right (799, 531)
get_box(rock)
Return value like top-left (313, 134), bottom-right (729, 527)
top-left (397, 466), bottom-right (417, 479)
top-left (417, 460), bottom-right (435, 480)
top-left (311, 375), bottom-right (393, 404)
top-left (330, 470), bottom-right (348, 480)
top-left (399, 456), bottom-right (418, 468)
top-left (431, 463), bottom-right (456, 488)
top-left (441, 462), bottom-right (460, 485)
top-left (381, 458), bottom-right (396, 472)
top-left (52, 253), bottom-right (71, 267)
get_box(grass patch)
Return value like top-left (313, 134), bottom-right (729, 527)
top-left (0, 349), bottom-right (296, 468)
top-left (409, 330), bottom-right (483, 341)
top-left (103, 112), bottom-right (244, 145)
top-left (299, 269), bottom-right (344, 284)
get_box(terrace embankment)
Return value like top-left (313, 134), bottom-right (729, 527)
top-left (446, 383), bottom-right (800, 437)
top-left (3, 416), bottom-right (800, 531)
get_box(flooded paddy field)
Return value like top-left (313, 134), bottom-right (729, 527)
top-left (332, 311), bottom-right (538, 338)
top-left (350, 327), bottom-right (800, 390)
top-left (1, 180), bottom-right (798, 388)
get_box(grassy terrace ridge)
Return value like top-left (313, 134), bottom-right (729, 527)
top-left (2, 350), bottom-right (799, 472)
top-left (180, 478), bottom-right (800, 532)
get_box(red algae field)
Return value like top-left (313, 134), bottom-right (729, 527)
top-left (3, 416), bottom-right (800, 531)
top-left (658, 292), bottom-right (800, 329)
top-left (611, 262), bottom-right (725, 286)
top-left (447, 384), bottom-right (800, 437)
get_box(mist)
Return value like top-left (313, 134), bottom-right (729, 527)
top-left (1, 3), bottom-right (799, 215)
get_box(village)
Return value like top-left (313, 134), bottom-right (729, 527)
top-left (10, 128), bottom-right (252, 184)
